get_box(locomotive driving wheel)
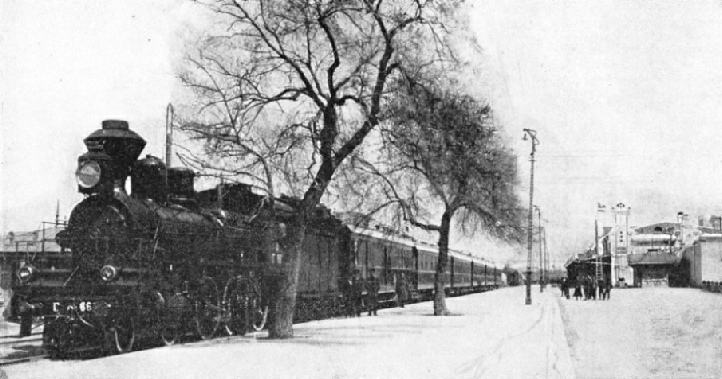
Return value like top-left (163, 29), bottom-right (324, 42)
top-left (249, 290), bottom-right (268, 332)
top-left (160, 324), bottom-right (183, 346)
top-left (193, 276), bottom-right (221, 340)
top-left (223, 276), bottom-right (249, 336)
top-left (223, 275), bottom-right (268, 336)
top-left (112, 310), bottom-right (136, 354)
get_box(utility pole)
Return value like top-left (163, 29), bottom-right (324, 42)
top-left (534, 205), bottom-right (543, 292)
top-left (543, 228), bottom-right (549, 286)
top-left (523, 128), bottom-right (539, 305)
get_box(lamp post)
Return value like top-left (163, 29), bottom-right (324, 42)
top-left (534, 205), bottom-right (543, 292)
top-left (523, 128), bottom-right (539, 305)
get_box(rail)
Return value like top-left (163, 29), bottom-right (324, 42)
top-left (0, 330), bottom-right (45, 366)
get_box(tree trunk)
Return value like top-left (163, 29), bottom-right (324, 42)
top-left (268, 220), bottom-right (306, 338)
top-left (267, 180), bottom-right (326, 338)
top-left (433, 208), bottom-right (453, 316)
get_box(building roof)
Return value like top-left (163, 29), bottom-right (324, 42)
top-left (2, 225), bottom-right (65, 253)
top-left (627, 253), bottom-right (680, 266)
top-left (634, 222), bottom-right (679, 234)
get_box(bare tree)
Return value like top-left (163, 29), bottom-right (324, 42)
top-left (354, 75), bottom-right (524, 315)
top-left (176, 0), bottom-right (463, 338)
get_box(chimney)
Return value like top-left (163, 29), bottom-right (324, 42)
top-left (712, 216), bottom-right (722, 231)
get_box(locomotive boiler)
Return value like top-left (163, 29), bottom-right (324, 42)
top-left (14, 120), bottom-right (274, 356)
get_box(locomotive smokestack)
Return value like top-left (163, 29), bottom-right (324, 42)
top-left (78, 120), bottom-right (146, 195)
top-left (84, 120), bottom-right (146, 165)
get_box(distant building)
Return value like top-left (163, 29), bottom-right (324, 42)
top-left (2, 226), bottom-right (65, 253)
top-left (627, 213), bottom-right (722, 287)
top-left (682, 234), bottom-right (722, 287)
top-left (1, 224), bottom-right (67, 315)
top-left (568, 207), bottom-right (722, 288)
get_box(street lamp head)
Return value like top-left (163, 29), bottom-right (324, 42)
top-left (522, 128), bottom-right (539, 145)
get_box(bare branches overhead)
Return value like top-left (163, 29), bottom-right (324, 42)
top-left (179, 0), bottom-right (458, 199)
top-left (177, 0), bottom-right (465, 337)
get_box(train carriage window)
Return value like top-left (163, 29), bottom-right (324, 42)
top-left (353, 238), bottom-right (359, 267)
top-left (326, 237), bottom-right (333, 291)
top-left (383, 245), bottom-right (390, 285)
top-left (318, 236), bottom-right (326, 292)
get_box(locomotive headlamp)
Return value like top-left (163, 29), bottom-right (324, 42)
top-left (100, 265), bottom-right (117, 282)
top-left (76, 161), bottom-right (102, 189)
top-left (16, 266), bottom-right (35, 282)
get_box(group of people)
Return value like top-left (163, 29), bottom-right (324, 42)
top-left (559, 276), bottom-right (612, 301)
top-left (343, 270), bottom-right (410, 317)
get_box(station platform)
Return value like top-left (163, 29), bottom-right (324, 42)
top-left (4, 286), bottom-right (574, 379)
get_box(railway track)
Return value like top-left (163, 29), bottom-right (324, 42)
top-left (0, 325), bottom-right (45, 366)
top-left (0, 353), bottom-right (46, 367)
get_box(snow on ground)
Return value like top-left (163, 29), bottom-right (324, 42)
top-left (559, 286), bottom-right (722, 379)
top-left (6, 285), bottom-right (721, 378)
top-left (4, 286), bottom-right (574, 379)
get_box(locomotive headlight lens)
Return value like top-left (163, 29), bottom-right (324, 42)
top-left (76, 161), bottom-right (101, 189)
top-left (100, 265), bottom-right (117, 281)
top-left (17, 266), bottom-right (35, 281)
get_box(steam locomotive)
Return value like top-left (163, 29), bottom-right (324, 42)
top-left (12, 120), bottom-right (503, 358)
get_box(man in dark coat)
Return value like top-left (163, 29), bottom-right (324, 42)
top-left (573, 280), bottom-right (582, 300)
top-left (366, 269), bottom-right (380, 316)
top-left (584, 276), bottom-right (593, 300)
top-left (604, 278), bottom-right (612, 300)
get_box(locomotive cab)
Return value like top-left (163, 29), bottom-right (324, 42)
top-left (132, 155), bottom-right (167, 202)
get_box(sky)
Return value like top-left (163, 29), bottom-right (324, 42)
top-left (3, 1), bottom-right (722, 268)
top-left (470, 1), bottom-right (722, 266)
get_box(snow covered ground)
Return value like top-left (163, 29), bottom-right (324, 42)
top-left (4, 285), bottom-right (720, 378)
top-left (4, 286), bottom-right (573, 379)
top-left (559, 286), bottom-right (722, 379)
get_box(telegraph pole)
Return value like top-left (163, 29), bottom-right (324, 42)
top-left (523, 128), bottom-right (539, 305)
top-left (534, 205), bottom-right (543, 292)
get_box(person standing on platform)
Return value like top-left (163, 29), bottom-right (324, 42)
top-left (573, 280), bottom-right (582, 300)
top-left (590, 276), bottom-right (597, 300)
top-left (604, 278), bottom-right (612, 300)
top-left (366, 269), bottom-right (379, 316)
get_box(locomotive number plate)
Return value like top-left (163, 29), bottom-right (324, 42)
top-left (52, 301), bottom-right (95, 313)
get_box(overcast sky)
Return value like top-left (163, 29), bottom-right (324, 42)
top-left (3, 1), bottom-right (722, 268)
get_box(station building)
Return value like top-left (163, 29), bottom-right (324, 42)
top-left (566, 205), bottom-right (722, 288)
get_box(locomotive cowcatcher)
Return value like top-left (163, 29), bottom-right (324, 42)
top-left (12, 120), bottom-right (312, 356)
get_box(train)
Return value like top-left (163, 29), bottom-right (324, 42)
top-left (12, 120), bottom-right (503, 357)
